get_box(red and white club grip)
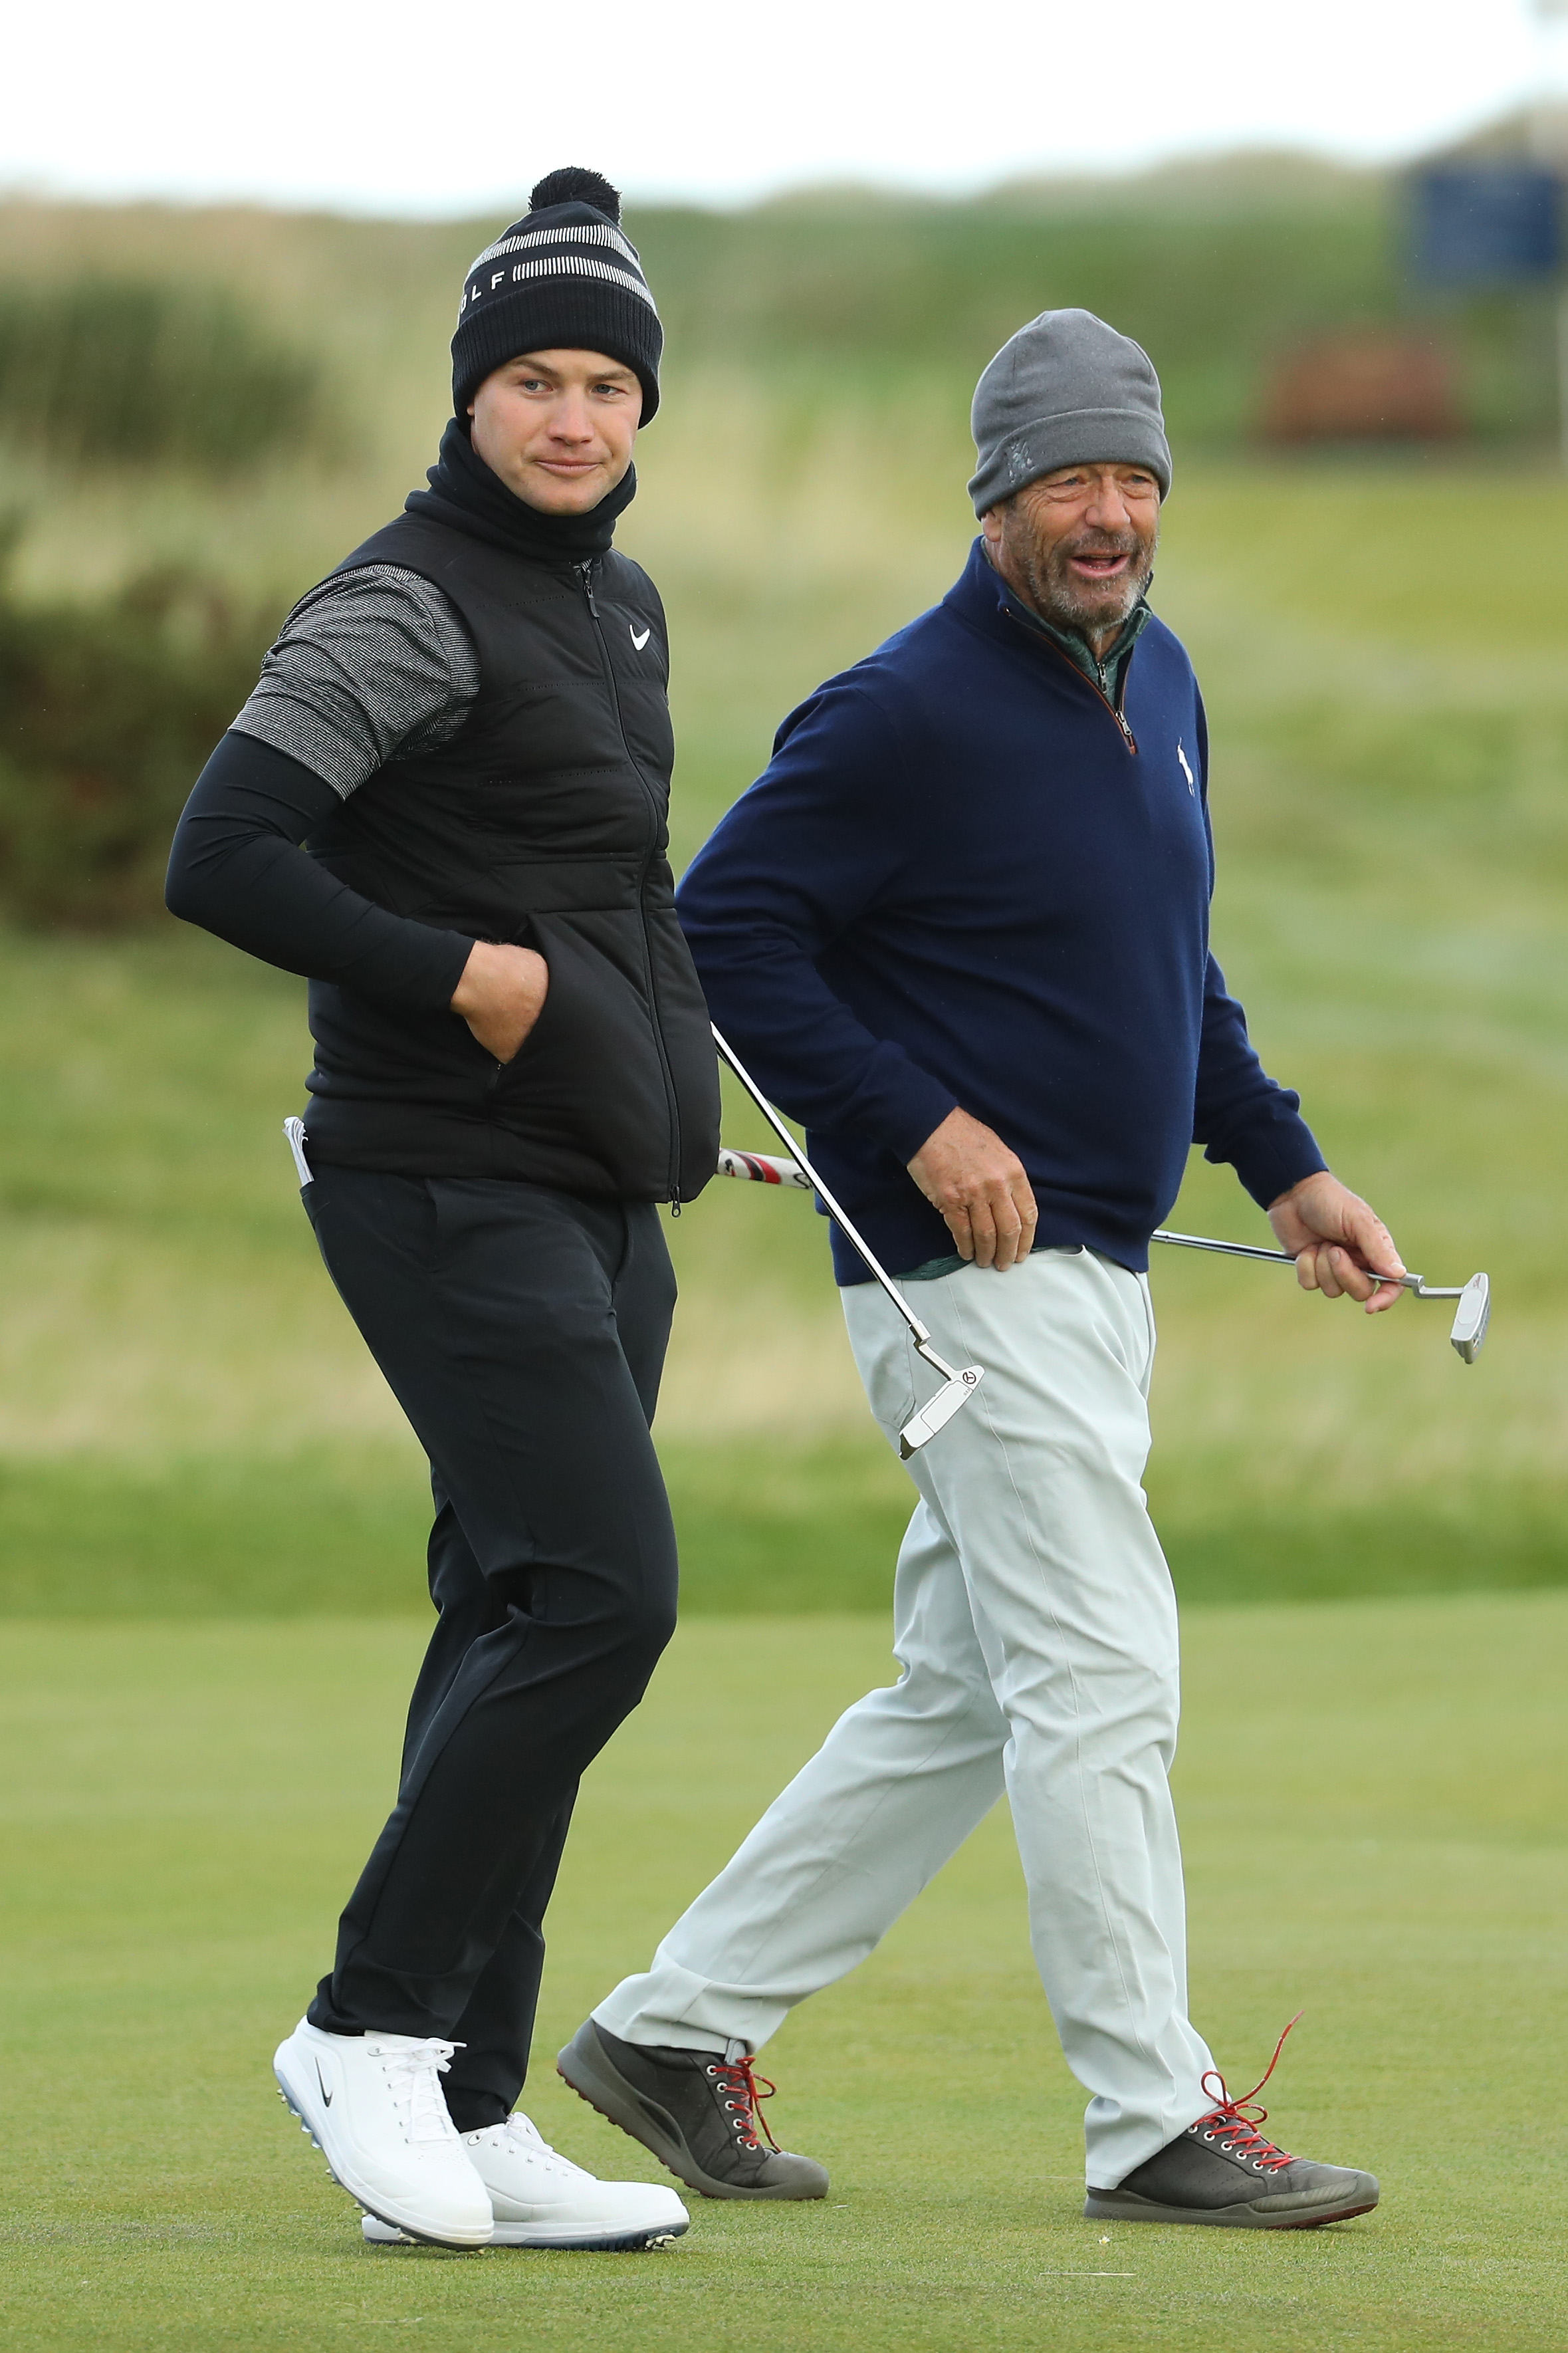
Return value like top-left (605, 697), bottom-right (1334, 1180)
top-left (716, 1146), bottom-right (813, 1191)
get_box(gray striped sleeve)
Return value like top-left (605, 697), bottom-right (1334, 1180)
top-left (230, 564), bottom-right (481, 799)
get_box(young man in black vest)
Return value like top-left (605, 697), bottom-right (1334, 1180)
top-left (167, 169), bottom-right (719, 2252)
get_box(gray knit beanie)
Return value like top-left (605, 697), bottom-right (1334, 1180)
top-left (968, 309), bottom-right (1171, 516)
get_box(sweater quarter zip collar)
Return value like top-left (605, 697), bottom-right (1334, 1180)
top-left (1008, 591), bottom-right (1151, 711)
top-left (945, 537), bottom-right (1149, 749)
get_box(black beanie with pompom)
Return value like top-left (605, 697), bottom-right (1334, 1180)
top-left (450, 168), bottom-right (661, 424)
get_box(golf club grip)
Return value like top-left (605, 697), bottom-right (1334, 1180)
top-left (717, 1146), bottom-right (812, 1189)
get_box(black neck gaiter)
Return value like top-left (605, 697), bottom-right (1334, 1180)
top-left (405, 418), bottom-right (637, 566)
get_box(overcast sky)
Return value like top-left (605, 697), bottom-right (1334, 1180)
top-left (1, 0), bottom-right (1561, 215)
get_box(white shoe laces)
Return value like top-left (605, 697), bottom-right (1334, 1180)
top-left (380, 2038), bottom-right (462, 2144)
top-left (488, 2112), bottom-right (590, 2180)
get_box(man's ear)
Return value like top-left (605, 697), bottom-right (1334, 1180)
top-left (980, 504), bottom-right (1004, 550)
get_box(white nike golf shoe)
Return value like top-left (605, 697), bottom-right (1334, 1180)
top-left (361, 2111), bottom-right (689, 2250)
top-left (273, 2018), bottom-right (493, 2249)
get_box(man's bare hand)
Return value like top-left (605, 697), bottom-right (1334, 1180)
top-left (908, 1108), bottom-right (1038, 1270)
top-left (451, 941), bottom-right (550, 1064)
top-left (1267, 1171), bottom-right (1406, 1312)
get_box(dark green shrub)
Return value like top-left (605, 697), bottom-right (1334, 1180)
top-left (0, 557), bottom-right (273, 924)
top-left (0, 277), bottom-right (326, 471)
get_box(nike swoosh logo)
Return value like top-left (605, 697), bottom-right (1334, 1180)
top-left (314, 2060), bottom-right (334, 2108)
top-left (629, 624), bottom-right (651, 651)
top-left (1176, 739), bottom-right (1196, 793)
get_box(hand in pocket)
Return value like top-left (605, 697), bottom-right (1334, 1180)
top-left (450, 941), bottom-right (550, 1063)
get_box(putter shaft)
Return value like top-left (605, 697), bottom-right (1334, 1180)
top-left (1151, 1229), bottom-right (1490, 1363)
top-left (710, 1143), bottom-right (1489, 1368)
top-left (713, 1163), bottom-right (1487, 1365)
top-left (713, 1029), bottom-right (940, 1354)
top-left (1153, 1230), bottom-right (1452, 1296)
top-left (710, 1032), bottom-right (986, 1449)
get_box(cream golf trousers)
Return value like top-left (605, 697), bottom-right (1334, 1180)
top-left (595, 1246), bottom-right (1216, 2185)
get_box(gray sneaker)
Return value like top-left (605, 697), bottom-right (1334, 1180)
top-left (557, 2019), bottom-right (828, 2201)
top-left (1085, 2091), bottom-right (1378, 2230)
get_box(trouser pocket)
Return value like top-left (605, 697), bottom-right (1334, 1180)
top-left (840, 1284), bottom-right (918, 1441)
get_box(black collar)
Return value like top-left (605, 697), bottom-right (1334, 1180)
top-left (405, 417), bottom-right (637, 568)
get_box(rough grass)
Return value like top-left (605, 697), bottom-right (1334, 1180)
top-left (0, 452), bottom-right (1564, 1612)
top-left (3, 1595), bottom-right (1566, 2352)
top-left (3, 1442), bottom-right (1567, 1619)
top-left (0, 900), bottom-right (1557, 1616)
top-left (0, 173), bottom-right (1556, 485)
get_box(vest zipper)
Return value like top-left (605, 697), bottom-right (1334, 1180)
top-left (576, 558), bottom-right (684, 1201)
top-left (1006, 607), bottom-right (1139, 754)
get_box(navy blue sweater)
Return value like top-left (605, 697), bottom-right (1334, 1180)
top-left (677, 538), bottom-right (1325, 1285)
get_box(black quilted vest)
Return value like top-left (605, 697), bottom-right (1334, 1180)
top-left (299, 509), bottom-right (720, 1201)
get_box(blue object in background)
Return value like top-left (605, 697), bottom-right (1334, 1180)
top-left (1411, 164), bottom-right (1563, 287)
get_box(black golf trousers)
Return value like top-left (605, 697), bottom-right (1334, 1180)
top-left (301, 1168), bottom-right (679, 2130)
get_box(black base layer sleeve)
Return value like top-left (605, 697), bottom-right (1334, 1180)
top-left (166, 732), bottom-right (475, 1013)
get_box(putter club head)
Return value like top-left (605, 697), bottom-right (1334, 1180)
top-left (899, 1365), bottom-right (984, 1457)
top-left (1449, 1273), bottom-right (1490, 1364)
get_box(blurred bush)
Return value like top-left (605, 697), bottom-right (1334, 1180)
top-left (0, 276), bottom-right (327, 471)
top-left (1260, 331), bottom-right (1460, 443)
top-left (637, 161), bottom-right (1559, 447)
top-left (640, 167), bottom-right (1399, 447)
top-left (0, 553), bottom-right (271, 924)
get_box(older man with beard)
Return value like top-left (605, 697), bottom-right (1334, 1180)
top-left (558, 311), bottom-right (1395, 2229)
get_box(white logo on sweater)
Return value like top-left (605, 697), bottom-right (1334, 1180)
top-left (629, 624), bottom-right (651, 652)
top-left (1176, 739), bottom-right (1196, 794)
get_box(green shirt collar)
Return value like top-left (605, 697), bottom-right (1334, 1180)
top-left (1008, 593), bottom-right (1151, 709)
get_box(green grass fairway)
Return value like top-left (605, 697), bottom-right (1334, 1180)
top-left (4, 1594), bottom-right (1565, 2352)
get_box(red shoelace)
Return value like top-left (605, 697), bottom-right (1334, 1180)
top-left (1190, 2013), bottom-right (1303, 2174)
top-left (708, 2055), bottom-right (780, 2152)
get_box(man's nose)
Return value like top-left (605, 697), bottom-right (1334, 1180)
top-left (550, 396), bottom-right (595, 440)
top-left (1083, 477), bottom-right (1132, 531)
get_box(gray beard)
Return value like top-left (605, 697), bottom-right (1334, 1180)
top-left (1013, 538), bottom-right (1155, 642)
